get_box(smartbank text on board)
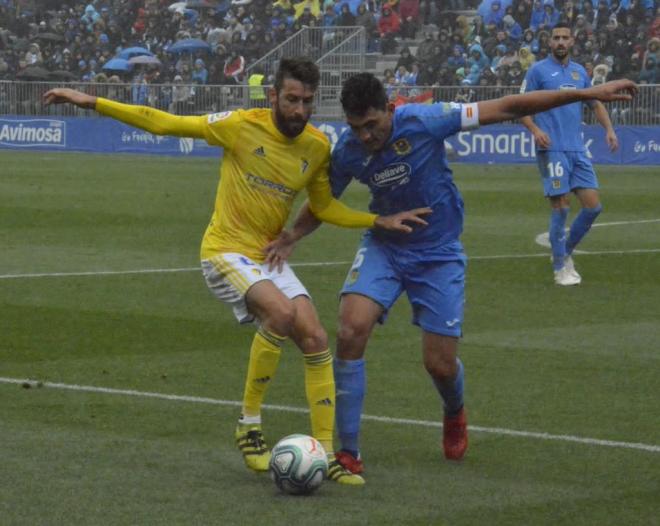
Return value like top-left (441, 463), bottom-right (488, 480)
top-left (0, 117), bottom-right (657, 165)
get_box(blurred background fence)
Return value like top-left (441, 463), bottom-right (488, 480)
top-left (2, 81), bottom-right (658, 124)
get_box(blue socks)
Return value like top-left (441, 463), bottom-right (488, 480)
top-left (334, 358), bottom-right (366, 457)
top-left (549, 207), bottom-right (569, 271)
top-left (566, 204), bottom-right (602, 255)
top-left (432, 358), bottom-right (465, 418)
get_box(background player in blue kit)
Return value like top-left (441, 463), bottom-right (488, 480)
top-left (521, 23), bottom-right (619, 286)
top-left (265, 73), bottom-right (636, 477)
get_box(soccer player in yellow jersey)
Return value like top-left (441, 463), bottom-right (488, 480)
top-left (44, 58), bottom-right (431, 486)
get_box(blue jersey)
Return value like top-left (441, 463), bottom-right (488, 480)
top-left (522, 57), bottom-right (591, 152)
top-left (330, 102), bottom-right (478, 253)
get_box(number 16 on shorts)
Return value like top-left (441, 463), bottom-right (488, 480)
top-left (537, 151), bottom-right (569, 197)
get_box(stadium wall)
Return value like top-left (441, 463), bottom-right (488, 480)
top-left (0, 116), bottom-right (658, 165)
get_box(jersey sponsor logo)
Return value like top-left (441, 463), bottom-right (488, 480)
top-left (315, 398), bottom-right (333, 406)
top-left (445, 318), bottom-right (461, 327)
top-left (0, 119), bottom-right (65, 147)
top-left (391, 138), bottom-right (412, 155)
top-left (301, 158), bottom-right (309, 173)
top-left (253, 146), bottom-right (266, 157)
top-left (207, 111), bottom-right (232, 123)
top-left (551, 71), bottom-right (560, 77)
top-left (371, 162), bottom-right (412, 188)
top-left (239, 256), bottom-right (256, 266)
top-left (245, 172), bottom-right (297, 199)
top-left (559, 84), bottom-right (577, 90)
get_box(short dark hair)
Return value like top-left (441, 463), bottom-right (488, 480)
top-left (552, 22), bottom-right (572, 32)
top-left (274, 57), bottom-right (320, 92)
top-left (340, 73), bottom-right (388, 117)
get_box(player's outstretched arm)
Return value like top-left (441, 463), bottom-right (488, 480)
top-left (44, 88), bottom-right (97, 109)
top-left (44, 88), bottom-right (206, 139)
top-left (477, 79), bottom-right (637, 125)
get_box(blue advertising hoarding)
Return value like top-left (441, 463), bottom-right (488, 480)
top-left (1, 116), bottom-right (658, 165)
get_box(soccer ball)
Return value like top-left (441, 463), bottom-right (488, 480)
top-left (269, 434), bottom-right (328, 495)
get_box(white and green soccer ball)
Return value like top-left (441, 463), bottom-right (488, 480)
top-left (269, 434), bottom-right (328, 495)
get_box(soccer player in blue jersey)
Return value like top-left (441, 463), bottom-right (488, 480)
top-left (520, 23), bottom-right (619, 286)
top-left (264, 73), bottom-right (635, 477)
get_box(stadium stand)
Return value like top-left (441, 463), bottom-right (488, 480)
top-left (0, 0), bottom-right (657, 121)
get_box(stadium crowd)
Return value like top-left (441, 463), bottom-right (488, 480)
top-left (0, 0), bottom-right (657, 90)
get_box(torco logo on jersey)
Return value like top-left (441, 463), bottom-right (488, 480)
top-left (0, 119), bottom-right (66, 147)
top-left (371, 162), bottom-right (411, 188)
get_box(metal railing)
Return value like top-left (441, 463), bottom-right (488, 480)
top-left (245, 26), bottom-right (366, 79)
top-left (1, 81), bottom-right (658, 125)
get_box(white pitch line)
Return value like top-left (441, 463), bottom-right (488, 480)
top-left (2, 246), bottom-right (659, 281)
top-left (0, 261), bottom-right (352, 280)
top-left (535, 218), bottom-right (660, 248)
top-left (1, 377), bottom-right (658, 454)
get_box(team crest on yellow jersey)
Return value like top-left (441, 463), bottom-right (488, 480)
top-left (392, 138), bottom-right (412, 156)
top-left (571, 71), bottom-right (580, 81)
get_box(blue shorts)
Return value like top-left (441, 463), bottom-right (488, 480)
top-left (536, 151), bottom-right (599, 197)
top-left (340, 235), bottom-right (466, 337)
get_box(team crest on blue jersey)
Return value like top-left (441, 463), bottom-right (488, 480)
top-left (392, 138), bottom-right (412, 156)
top-left (346, 268), bottom-right (359, 284)
top-left (552, 180), bottom-right (561, 189)
top-left (571, 71), bottom-right (580, 81)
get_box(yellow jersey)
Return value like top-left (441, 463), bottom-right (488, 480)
top-left (94, 99), bottom-right (377, 263)
top-left (200, 108), bottom-right (333, 261)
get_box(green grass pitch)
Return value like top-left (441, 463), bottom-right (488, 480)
top-left (1, 151), bottom-right (659, 525)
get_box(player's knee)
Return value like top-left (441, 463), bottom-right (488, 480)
top-left (424, 355), bottom-right (457, 382)
top-left (585, 203), bottom-right (603, 218)
top-left (298, 326), bottom-right (328, 353)
top-left (263, 302), bottom-right (297, 336)
top-left (336, 319), bottom-right (370, 347)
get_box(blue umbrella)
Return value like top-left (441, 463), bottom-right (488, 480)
top-left (128, 55), bottom-right (162, 66)
top-left (166, 38), bottom-right (211, 54)
top-left (103, 58), bottom-right (133, 72)
top-left (116, 46), bottom-right (155, 60)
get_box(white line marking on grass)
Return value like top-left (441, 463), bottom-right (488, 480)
top-left (1, 377), bottom-right (658, 454)
top-left (535, 218), bottom-right (660, 248)
top-left (2, 246), bottom-right (659, 281)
